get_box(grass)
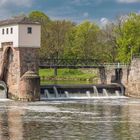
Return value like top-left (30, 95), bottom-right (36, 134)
top-left (39, 68), bottom-right (97, 81)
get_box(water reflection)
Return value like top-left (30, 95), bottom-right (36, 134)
top-left (0, 99), bottom-right (139, 140)
top-left (0, 102), bottom-right (26, 140)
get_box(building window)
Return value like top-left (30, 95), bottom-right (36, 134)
top-left (2, 29), bottom-right (4, 34)
top-left (6, 28), bottom-right (8, 34)
top-left (27, 27), bottom-right (32, 34)
top-left (11, 28), bottom-right (13, 34)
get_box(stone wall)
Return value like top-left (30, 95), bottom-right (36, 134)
top-left (126, 58), bottom-right (140, 98)
top-left (97, 66), bottom-right (128, 85)
top-left (79, 67), bottom-right (129, 85)
top-left (105, 67), bottom-right (129, 85)
top-left (19, 47), bottom-right (39, 76)
top-left (0, 44), bottom-right (20, 98)
top-left (0, 44), bottom-right (40, 101)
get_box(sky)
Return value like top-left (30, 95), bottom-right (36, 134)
top-left (0, 0), bottom-right (140, 25)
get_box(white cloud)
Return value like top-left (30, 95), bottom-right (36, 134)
top-left (0, 0), bottom-right (33, 19)
top-left (71, 0), bottom-right (93, 6)
top-left (83, 12), bottom-right (89, 17)
top-left (117, 0), bottom-right (140, 3)
top-left (0, 0), bottom-right (32, 7)
top-left (100, 17), bottom-right (110, 26)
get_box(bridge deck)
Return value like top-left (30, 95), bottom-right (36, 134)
top-left (39, 65), bottom-right (104, 68)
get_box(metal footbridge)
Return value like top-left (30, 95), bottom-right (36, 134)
top-left (39, 59), bottom-right (128, 69)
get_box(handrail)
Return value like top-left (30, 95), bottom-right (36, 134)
top-left (39, 59), bottom-right (129, 68)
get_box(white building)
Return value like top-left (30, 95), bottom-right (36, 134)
top-left (0, 16), bottom-right (41, 48)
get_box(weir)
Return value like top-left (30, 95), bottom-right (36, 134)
top-left (93, 86), bottom-right (99, 96)
top-left (40, 84), bottom-right (126, 100)
top-left (103, 89), bottom-right (108, 96)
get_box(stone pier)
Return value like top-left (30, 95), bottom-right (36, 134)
top-left (0, 44), bottom-right (40, 101)
top-left (126, 58), bottom-right (140, 98)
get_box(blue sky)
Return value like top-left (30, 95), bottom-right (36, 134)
top-left (0, 0), bottom-right (140, 25)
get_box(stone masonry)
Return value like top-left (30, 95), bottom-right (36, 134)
top-left (0, 43), bottom-right (40, 100)
top-left (0, 16), bottom-right (41, 101)
top-left (126, 58), bottom-right (140, 98)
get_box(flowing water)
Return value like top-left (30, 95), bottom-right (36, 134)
top-left (0, 98), bottom-right (140, 140)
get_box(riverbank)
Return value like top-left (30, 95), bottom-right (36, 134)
top-left (39, 68), bottom-right (97, 85)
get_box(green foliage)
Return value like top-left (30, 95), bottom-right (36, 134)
top-left (64, 21), bottom-right (101, 60)
top-left (99, 23), bottom-right (118, 62)
top-left (28, 11), bottom-right (50, 22)
top-left (62, 69), bottom-right (83, 75)
top-left (116, 13), bottom-right (140, 63)
top-left (29, 11), bottom-right (51, 59)
top-left (46, 20), bottom-right (74, 59)
top-left (28, 11), bottom-right (140, 63)
top-left (29, 11), bottom-right (74, 59)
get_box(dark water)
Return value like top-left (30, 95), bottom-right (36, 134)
top-left (0, 98), bottom-right (140, 140)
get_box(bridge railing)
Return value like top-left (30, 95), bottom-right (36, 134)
top-left (39, 59), bottom-right (129, 68)
top-left (103, 63), bottom-right (129, 69)
top-left (39, 59), bottom-right (101, 67)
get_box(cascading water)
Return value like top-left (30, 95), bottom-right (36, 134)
top-left (103, 89), bottom-right (109, 96)
top-left (86, 91), bottom-right (91, 97)
top-left (42, 85), bottom-right (127, 100)
top-left (64, 91), bottom-right (69, 98)
top-left (44, 89), bottom-right (51, 98)
top-left (93, 86), bottom-right (99, 96)
top-left (53, 86), bottom-right (59, 98)
top-left (0, 81), bottom-right (7, 99)
top-left (115, 90), bottom-right (120, 96)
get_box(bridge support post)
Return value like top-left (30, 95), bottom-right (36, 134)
top-left (115, 68), bottom-right (122, 83)
top-left (111, 68), bottom-right (122, 84)
top-left (126, 58), bottom-right (140, 98)
top-left (99, 67), bottom-right (107, 84)
top-left (54, 67), bottom-right (58, 76)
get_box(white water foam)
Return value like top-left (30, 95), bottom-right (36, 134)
top-left (23, 106), bottom-right (60, 112)
top-left (41, 96), bottom-right (128, 100)
top-left (0, 99), bottom-right (11, 101)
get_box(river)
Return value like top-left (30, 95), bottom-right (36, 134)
top-left (0, 98), bottom-right (140, 140)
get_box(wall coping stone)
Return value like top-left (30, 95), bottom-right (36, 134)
top-left (21, 71), bottom-right (39, 79)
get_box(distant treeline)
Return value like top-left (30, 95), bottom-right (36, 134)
top-left (28, 11), bottom-right (140, 63)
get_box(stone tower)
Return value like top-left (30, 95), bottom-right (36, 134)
top-left (0, 16), bottom-right (41, 101)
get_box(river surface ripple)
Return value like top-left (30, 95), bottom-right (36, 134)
top-left (0, 98), bottom-right (140, 140)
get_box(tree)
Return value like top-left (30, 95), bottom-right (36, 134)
top-left (29, 11), bottom-right (74, 59)
top-left (64, 21), bottom-right (100, 60)
top-left (46, 20), bottom-right (74, 59)
top-left (99, 22), bottom-right (118, 62)
top-left (29, 11), bottom-right (51, 59)
top-left (116, 13), bottom-right (140, 63)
